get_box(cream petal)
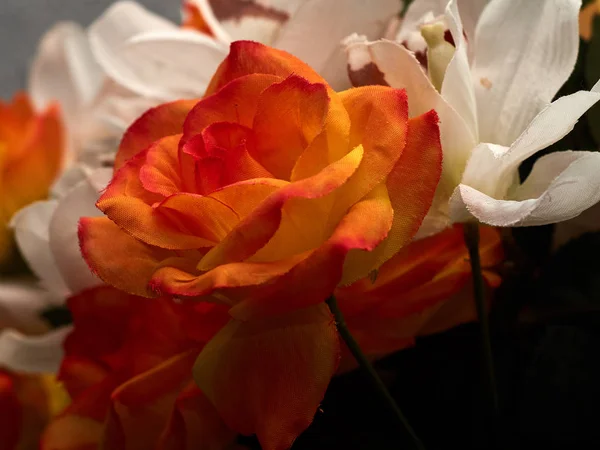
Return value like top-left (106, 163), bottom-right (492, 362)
top-left (499, 82), bottom-right (600, 174)
top-left (0, 327), bottom-right (72, 374)
top-left (10, 202), bottom-right (70, 298)
top-left (473, 0), bottom-right (581, 145)
top-left (88, 1), bottom-right (177, 99)
top-left (0, 281), bottom-right (56, 334)
top-left (117, 30), bottom-right (228, 99)
top-left (274, 0), bottom-right (400, 90)
top-left (440, 0), bottom-right (478, 141)
top-left (49, 170), bottom-right (111, 294)
top-left (450, 151), bottom-right (600, 226)
top-left (28, 22), bottom-right (103, 120)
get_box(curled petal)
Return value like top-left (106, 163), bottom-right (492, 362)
top-left (205, 41), bottom-right (326, 95)
top-left (193, 304), bottom-right (339, 450)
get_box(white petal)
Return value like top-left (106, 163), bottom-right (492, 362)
top-left (473, 0), bottom-right (581, 145)
top-left (50, 165), bottom-right (90, 198)
top-left (459, 142), bottom-right (512, 198)
top-left (116, 30), bottom-right (228, 99)
top-left (28, 22), bottom-right (103, 119)
top-left (194, 0), bottom-right (304, 44)
top-left (0, 281), bottom-right (56, 334)
top-left (441, 0), bottom-right (479, 141)
top-left (345, 38), bottom-right (476, 186)
top-left (451, 151), bottom-right (600, 227)
top-left (274, 0), bottom-right (400, 90)
top-left (88, 1), bottom-right (177, 99)
top-left (49, 170), bottom-right (110, 294)
top-left (553, 200), bottom-right (600, 249)
top-left (10, 202), bottom-right (70, 298)
top-left (500, 83), bottom-right (600, 173)
top-left (0, 327), bottom-right (72, 374)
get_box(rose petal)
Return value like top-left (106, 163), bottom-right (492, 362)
top-left (193, 303), bottom-right (339, 450)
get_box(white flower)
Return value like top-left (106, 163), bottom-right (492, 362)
top-left (93, 0), bottom-right (401, 95)
top-left (345, 0), bottom-right (600, 234)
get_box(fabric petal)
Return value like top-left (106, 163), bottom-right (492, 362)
top-left (49, 169), bottom-right (111, 294)
top-left (229, 181), bottom-right (393, 320)
top-left (28, 22), bottom-right (103, 127)
top-left (440, 0), bottom-right (478, 141)
top-left (88, 1), bottom-right (178, 98)
top-left (0, 281), bottom-right (56, 334)
top-left (11, 200), bottom-right (69, 297)
top-left (341, 110), bottom-right (443, 284)
top-left (103, 350), bottom-right (197, 450)
top-left (78, 217), bottom-right (171, 297)
top-left (193, 303), bottom-right (339, 450)
top-left (158, 383), bottom-right (237, 450)
top-left (0, 327), bottom-right (72, 374)
top-left (205, 41), bottom-right (326, 95)
top-left (108, 29), bottom-right (228, 100)
top-left (473, 0), bottom-right (581, 144)
top-left (116, 99), bottom-right (197, 170)
top-left (274, 0), bottom-right (400, 90)
top-left (452, 151), bottom-right (600, 226)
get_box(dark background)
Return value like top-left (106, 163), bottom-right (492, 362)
top-left (0, 0), bottom-right (180, 99)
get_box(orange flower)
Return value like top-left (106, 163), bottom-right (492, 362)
top-left (0, 93), bottom-right (63, 265)
top-left (0, 369), bottom-right (67, 450)
top-left (79, 41), bottom-right (443, 449)
top-left (337, 224), bottom-right (504, 364)
top-left (41, 286), bottom-right (234, 450)
top-left (41, 225), bottom-right (502, 450)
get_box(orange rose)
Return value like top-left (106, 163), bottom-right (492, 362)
top-left (0, 93), bottom-right (63, 265)
top-left (42, 226), bottom-right (502, 450)
top-left (79, 41), bottom-right (442, 449)
top-left (336, 224), bottom-right (504, 364)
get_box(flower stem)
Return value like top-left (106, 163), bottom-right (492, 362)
top-left (463, 223), bottom-right (500, 420)
top-left (325, 295), bottom-right (426, 450)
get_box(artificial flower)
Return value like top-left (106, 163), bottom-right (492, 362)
top-left (0, 369), bottom-right (68, 450)
top-left (43, 225), bottom-right (501, 450)
top-left (28, 2), bottom-right (168, 167)
top-left (91, 0), bottom-right (400, 101)
top-left (0, 93), bottom-right (63, 267)
top-left (346, 0), bottom-right (600, 233)
top-left (79, 40), bottom-right (443, 449)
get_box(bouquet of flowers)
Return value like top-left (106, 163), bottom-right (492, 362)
top-left (2, 0), bottom-right (600, 448)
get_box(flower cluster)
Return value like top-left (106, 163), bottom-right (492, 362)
top-left (1, 0), bottom-right (599, 449)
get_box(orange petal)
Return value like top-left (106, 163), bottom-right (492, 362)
top-left (325, 86), bottom-right (409, 229)
top-left (139, 135), bottom-right (185, 197)
top-left (341, 110), bottom-right (443, 284)
top-left (183, 73), bottom-right (280, 142)
top-left (197, 145), bottom-right (364, 271)
top-left (181, 1), bottom-right (214, 36)
top-left (116, 99), bottom-right (197, 170)
top-left (98, 141), bottom-right (231, 250)
top-left (229, 182), bottom-right (393, 320)
top-left (193, 304), bottom-right (339, 450)
top-left (205, 41), bottom-right (326, 95)
top-left (1, 102), bottom-right (64, 218)
top-left (79, 217), bottom-right (170, 297)
top-left (103, 351), bottom-right (197, 450)
top-left (251, 75), bottom-right (329, 179)
top-left (158, 383), bottom-right (237, 450)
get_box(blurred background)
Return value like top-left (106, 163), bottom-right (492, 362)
top-left (0, 0), bottom-right (180, 98)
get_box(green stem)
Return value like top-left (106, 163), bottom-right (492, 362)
top-left (463, 223), bottom-right (500, 418)
top-left (326, 295), bottom-right (426, 450)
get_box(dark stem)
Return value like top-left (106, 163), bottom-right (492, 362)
top-left (463, 223), bottom-right (500, 423)
top-left (326, 295), bottom-right (426, 450)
